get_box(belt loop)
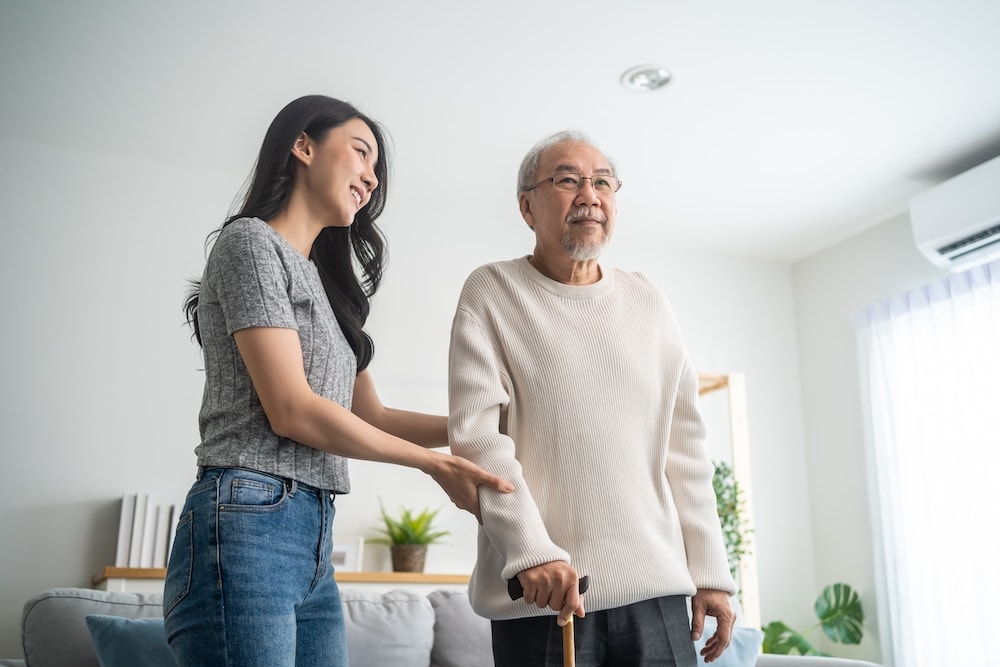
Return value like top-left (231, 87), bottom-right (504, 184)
top-left (287, 478), bottom-right (298, 497)
top-left (196, 466), bottom-right (205, 481)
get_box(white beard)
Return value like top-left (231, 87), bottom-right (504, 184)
top-left (562, 234), bottom-right (606, 260)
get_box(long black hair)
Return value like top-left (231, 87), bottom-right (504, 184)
top-left (184, 95), bottom-right (390, 371)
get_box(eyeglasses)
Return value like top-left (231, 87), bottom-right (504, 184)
top-left (523, 173), bottom-right (623, 194)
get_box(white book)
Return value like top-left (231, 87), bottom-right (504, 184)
top-left (151, 504), bottom-right (174, 568)
top-left (127, 494), bottom-right (149, 568)
top-left (139, 501), bottom-right (159, 568)
top-left (114, 493), bottom-right (137, 567)
top-left (167, 504), bottom-right (179, 565)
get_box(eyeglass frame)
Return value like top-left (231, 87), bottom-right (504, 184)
top-left (521, 172), bottom-right (623, 194)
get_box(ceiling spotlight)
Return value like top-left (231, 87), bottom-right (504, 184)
top-left (620, 65), bottom-right (672, 92)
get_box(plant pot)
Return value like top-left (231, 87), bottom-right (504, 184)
top-left (390, 544), bottom-right (427, 573)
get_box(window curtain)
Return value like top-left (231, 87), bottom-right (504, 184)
top-left (853, 259), bottom-right (1000, 667)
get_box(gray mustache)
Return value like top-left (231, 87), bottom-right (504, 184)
top-left (566, 207), bottom-right (607, 224)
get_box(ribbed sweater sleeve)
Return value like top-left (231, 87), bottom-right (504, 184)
top-left (448, 258), bottom-right (736, 620)
top-left (449, 305), bottom-right (573, 575)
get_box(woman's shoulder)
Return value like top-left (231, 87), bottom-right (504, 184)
top-left (205, 218), bottom-right (298, 280)
top-left (211, 217), bottom-right (289, 258)
top-left (216, 216), bottom-right (273, 244)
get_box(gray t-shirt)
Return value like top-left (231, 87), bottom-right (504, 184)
top-left (194, 217), bottom-right (353, 492)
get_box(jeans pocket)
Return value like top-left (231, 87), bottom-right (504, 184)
top-left (162, 509), bottom-right (193, 617)
top-left (219, 470), bottom-right (287, 513)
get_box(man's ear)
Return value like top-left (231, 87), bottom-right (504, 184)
top-left (519, 193), bottom-right (535, 230)
top-left (290, 132), bottom-right (314, 166)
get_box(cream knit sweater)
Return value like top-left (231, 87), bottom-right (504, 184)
top-left (448, 257), bottom-right (737, 620)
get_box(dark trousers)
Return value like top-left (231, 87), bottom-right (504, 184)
top-left (491, 595), bottom-right (697, 667)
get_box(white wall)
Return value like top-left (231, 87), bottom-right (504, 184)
top-left (792, 211), bottom-right (947, 661)
top-left (0, 132), bottom-right (822, 658)
top-left (0, 138), bottom-right (239, 657)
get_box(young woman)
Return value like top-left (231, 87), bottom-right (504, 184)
top-left (163, 95), bottom-right (511, 666)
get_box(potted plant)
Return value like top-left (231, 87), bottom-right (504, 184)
top-left (370, 500), bottom-right (449, 573)
top-left (762, 582), bottom-right (865, 655)
top-left (713, 460), bottom-right (752, 580)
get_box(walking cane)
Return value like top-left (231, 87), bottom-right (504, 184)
top-left (508, 575), bottom-right (590, 667)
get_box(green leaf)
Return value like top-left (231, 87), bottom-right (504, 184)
top-left (761, 621), bottom-right (827, 656)
top-left (370, 500), bottom-right (450, 545)
top-left (815, 582), bottom-right (865, 645)
top-left (712, 460), bottom-right (752, 579)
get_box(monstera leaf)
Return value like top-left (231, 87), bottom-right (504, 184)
top-left (762, 582), bottom-right (865, 656)
top-left (815, 582), bottom-right (865, 644)
top-left (762, 621), bottom-right (826, 655)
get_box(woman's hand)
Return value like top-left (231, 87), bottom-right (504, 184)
top-left (425, 452), bottom-right (513, 523)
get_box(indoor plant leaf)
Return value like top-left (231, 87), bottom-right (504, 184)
top-left (815, 582), bottom-right (865, 645)
top-left (762, 621), bottom-right (827, 656)
top-left (712, 460), bottom-right (752, 580)
top-left (370, 501), bottom-right (450, 546)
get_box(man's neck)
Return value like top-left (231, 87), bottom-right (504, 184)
top-left (527, 253), bottom-right (602, 285)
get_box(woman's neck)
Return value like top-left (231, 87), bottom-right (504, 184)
top-left (265, 198), bottom-right (325, 258)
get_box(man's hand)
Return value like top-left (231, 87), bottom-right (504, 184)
top-left (691, 588), bottom-right (735, 663)
top-left (514, 562), bottom-right (585, 627)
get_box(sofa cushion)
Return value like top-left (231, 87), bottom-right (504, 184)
top-left (84, 615), bottom-right (173, 667)
top-left (427, 589), bottom-right (492, 667)
top-left (755, 657), bottom-right (883, 667)
top-left (341, 589), bottom-right (435, 667)
top-left (694, 625), bottom-right (764, 666)
top-left (687, 594), bottom-right (763, 666)
top-left (21, 588), bottom-right (164, 667)
top-left (21, 587), bottom-right (437, 667)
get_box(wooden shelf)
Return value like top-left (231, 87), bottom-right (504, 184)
top-left (697, 372), bottom-right (730, 395)
top-left (93, 566), bottom-right (468, 587)
top-left (94, 567), bottom-right (167, 585)
top-left (334, 571), bottom-right (469, 584)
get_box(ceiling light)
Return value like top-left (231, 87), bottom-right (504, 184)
top-left (620, 65), bottom-right (672, 92)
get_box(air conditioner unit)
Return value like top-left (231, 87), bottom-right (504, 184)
top-left (910, 154), bottom-right (1000, 272)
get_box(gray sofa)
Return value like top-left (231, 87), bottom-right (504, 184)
top-left (4, 587), bottom-right (882, 667)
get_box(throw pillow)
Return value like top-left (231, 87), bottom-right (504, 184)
top-left (694, 625), bottom-right (764, 667)
top-left (84, 615), bottom-right (175, 667)
top-left (340, 589), bottom-right (435, 667)
top-left (427, 589), bottom-right (493, 667)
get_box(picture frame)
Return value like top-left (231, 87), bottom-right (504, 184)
top-left (331, 536), bottom-right (365, 572)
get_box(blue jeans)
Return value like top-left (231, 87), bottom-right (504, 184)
top-left (163, 467), bottom-right (346, 666)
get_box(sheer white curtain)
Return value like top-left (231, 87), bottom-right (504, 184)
top-left (854, 260), bottom-right (1000, 667)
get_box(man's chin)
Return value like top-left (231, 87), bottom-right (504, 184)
top-left (563, 239), bottom-right (606, 261)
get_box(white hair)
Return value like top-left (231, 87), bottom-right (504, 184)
top-left (516, 130), bottom-right (617, 196)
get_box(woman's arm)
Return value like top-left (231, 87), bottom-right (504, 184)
top-left (233, 326), bottom-right (510, 518)
top-left (350, 369), bottom-right (448, 448)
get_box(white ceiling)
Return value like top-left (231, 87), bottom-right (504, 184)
top-left (3, 0), bottom-right (1000, 262)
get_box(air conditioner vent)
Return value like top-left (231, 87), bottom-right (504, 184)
top-left (911, 155), bottom-right (1000, 272)
top-left (936, 222), bottom-right (1000, 257)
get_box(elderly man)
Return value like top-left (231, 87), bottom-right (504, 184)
top-left (448, 131), bottom-right (738, 666)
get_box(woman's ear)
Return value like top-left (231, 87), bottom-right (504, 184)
top-left (291, 132), bottom-right (314, 166)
